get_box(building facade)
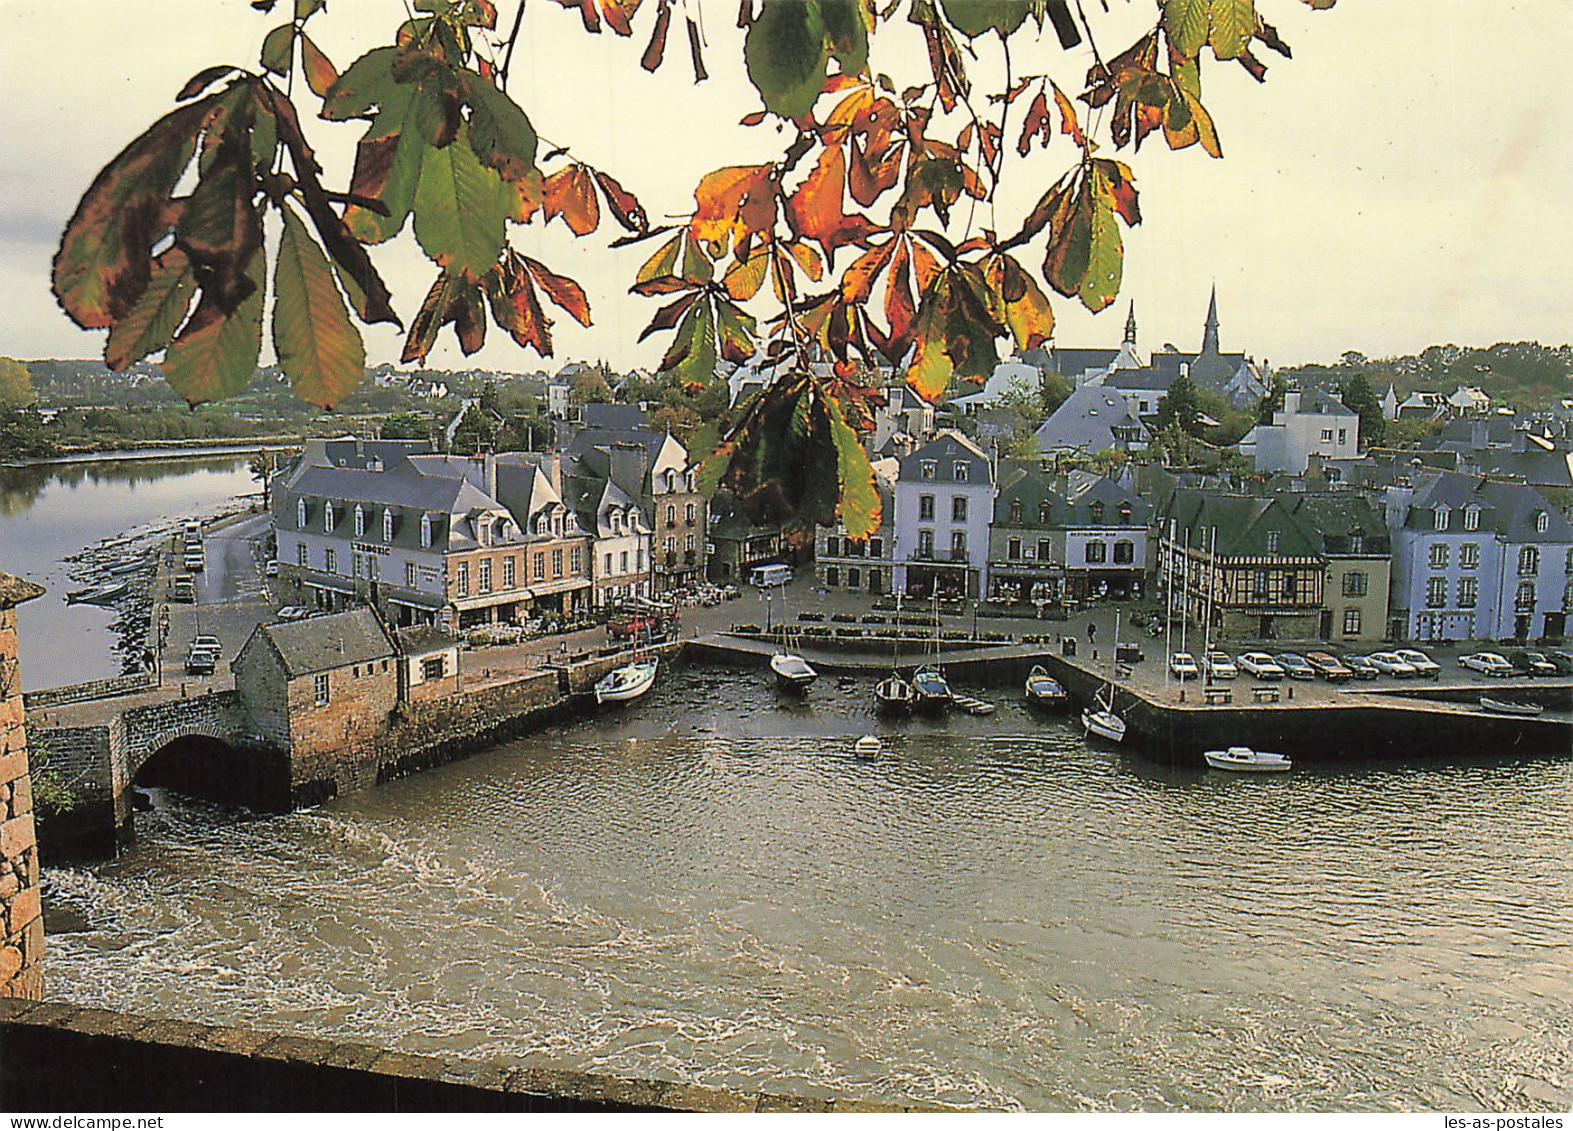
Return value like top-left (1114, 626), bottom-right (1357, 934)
top-left (891, 431), bottom-right (995, 599)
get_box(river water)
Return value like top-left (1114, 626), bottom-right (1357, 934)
top-left (41, 668), bottom-right (1573, 1112)
top-left (0, 454), bottom-right (257, 689)
top-left (10, 454), bottom-right (1572, 1111)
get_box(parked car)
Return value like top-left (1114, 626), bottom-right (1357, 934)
top-left (183, 553), bottom-right (205, 573)
top-left (1366, 652), bottom-right (1418, 677)
top-left (1273, 652), bottom-right (1317, 680)
top-left (184, 648), bottom-right (216, 675)
top-left (1393, 648), bottom-right (1441, 679)
top-left (1509, 650), bottom-right (1557, 677)
top-left (1460, 652), bottom-right (1515, 677)
top-left (264, 561), bottom-right (280, 577)
top-left (190, 634), bottom-right (222, 659)
top-left (275, 606), bottom-right (316, 622)
top-left (1168, 652), bottom-right (1201, 680)
top-left (170, 576), bottom-right (196, 603)
top-left (1202, 650), bottom-right (1238, 679)
top-left (1545, 650), bottom-right (1573, 675)
top-left (1305, 652), bottom-right (1353, 682)
top-left (1341, 654), bottom-right (1381, 680)
top-left (1237, 652), bottom-right (1285, 679)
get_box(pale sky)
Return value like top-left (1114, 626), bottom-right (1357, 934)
top-left (1, 0), bottom-right (1569, 379)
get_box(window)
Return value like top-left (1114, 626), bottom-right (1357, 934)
top-left (1008, 538), bottom-right (1022, 560)
top-left (684, 533), bottom-right (695, 553)
top-left (953, 461), bottom-right (969, 482)
top-left (1434, 505), bottom-right (1450, 531)
top-left (1337, 429), bottom-right (1347, 445)
top-left (552, 548), bottom-right (563, 577)
top-left (324, 501), bottom-right (336, 533)
top-left (1534, 511), bottom-right (1550, 534)
top-left (1463, 506), bottom-right (1480, 532)
top-left (314, 673), bottom-right (330, 706)
top-left (1349, 533), bottom-right (1364, 554)
top-left (1426, 576), bottom-right (1447, 608)
top-left (354, 505), bottom-right (366, 538)
top-left (666, 503), bottom-right (676, 526)
top-left (637, 547), bottom-right (645, 572)
top-left (951, 496), bottom-right (968, 522)
top-left (1113, 540), bottom-right (1134, 564)
top-left (1458, 577), bottom-right (1477, 608)
top-left (919, 460), bottom-right (936, 480)
top-left (1009, 499), bottom-right (1023, 523)
top-left (297, 544), bottom-right (308, 568)
top-left (324, 548), bottom-right (338, 575)
top-left (1342, 608), bottom-right (1361, 636)
top-left (1429, 543), bottom-right (1449, 569)
top-left (1519, 546), bottom-right (1540, 575)
top-left (420, 514), bottom-right (433, 549)
top-left (297, 499), bottom-right (308, 529)
top-left (826, 566), bottom-right (840, 587)
top-left (1267, 531), bottom-right (1280, 553)
top-left (604, 552), bottom-right (613, 576)
top-left (1118, 503), bottom-right (1132, 525)
top-left (503, 556), bottom-right (515, 589)
top-left (951, 530), bottom-right (967, 558)
top-left (456, 561), bottom-right (469, 596)
top-left (686, 502), bottom-right (696, 525)
top-left (536, 553), bottom-right (547, 581)
top-left (1516, 581), bottom-right (1536, 612)
top-left (479, 559), bottom-right (492, 593)
top-left (1085, 541), bottom-right (1107, 564)
top-left (619, 550), bottom-right (629, 574)
top-left (1089, 501), bottom-right (1105, 524)
top-left (918, 529), bottom-right (934, 557)
top-left (1037, 539), bottom-right (1052, 561)
top-left (870, 538), bottom-right (883, 557)
top-left (1342, 571), bottom-right (1368, 597)
top-left (848, 567), bottom-right (861, 588)
top-left (1253, 569), bottom-right (1269, 598)
top-left (405, 561), bottom-right (418, 587)
top-left (919, 494), bottom-right (935, 521)
top-left (868, 569), bottom-right (881, 592)
top-left (351, 552), bottom-right (363, 579)
top-left (383, 510), bottom-right (395, 542)
top-left (1038, 501), bottom-right (1052, 525)
top-left (1460, 543), bottom-right (1479, 569)
top-left (422, 656), bottom-right (446, 680)
top-left (571, 547), bottom-right (582, 574)
top-left (1320, 428), bottom-right (1334, 442)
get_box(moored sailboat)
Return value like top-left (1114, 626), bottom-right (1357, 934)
top-left (594, 657), bottom-right (659, 704)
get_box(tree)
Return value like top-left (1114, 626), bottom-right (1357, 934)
top-left (1256, 373), bottom-right (1289, 425)
top-left (1338, 371), bottom-right (1387, 447)
top-left (0, 359), bottom-right (34, 409)
top-left (51, 0), bottom-right (1337, 543)
top-left (569, 366), bottom-right (612, 406)
top-left (998, 369), bottom-right (1071, 433)
top-left (380, 411), bottom-right (430, 440)
top-left (1154, 373), bottom-right (1203, 436)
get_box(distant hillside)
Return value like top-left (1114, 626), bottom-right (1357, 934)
top-left (1281, 341), bottom-right (1572, 409)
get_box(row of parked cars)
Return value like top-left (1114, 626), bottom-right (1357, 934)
top-left (1167, 647), bottom-right (1443, 683)
top-left (1457, 649), bottom-right (1573, 677)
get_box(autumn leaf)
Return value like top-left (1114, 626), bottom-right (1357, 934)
top-left (462, 68), bottom-right (538, 181)
top-left (542, 163), bottom-right (602, 236)
top-left (163, 252), bottom-right (266, 405)
top-left (486, 253), bottom-right (553, 356)
top-left (1017, 89), bottom-right (1052, 156)
top-left (300, 33), bottom-right (338, 97)
top-left (413, 126), bottom-right (508, 280)
top-left (522, 255), bottom-right (592, 326)
top-left (826, 394), bottom-right (881, 539)
top-left (272, 205), bottom-right (365, 409)
top-left (105, 247), bottom-right (196, 371)
top-left (786, 146), bottom-right (879, 257)
top-left (689, 164), bottom-right (777, 252)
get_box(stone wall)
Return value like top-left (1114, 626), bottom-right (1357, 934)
top-left (23, 723), bottom-right (125, 859)
top-left (285, 661), bottom-right (399, 804)
top-left (0, 574), bottom-right (45, 999)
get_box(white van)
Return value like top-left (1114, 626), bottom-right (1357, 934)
top-left (749, 563), bottom-right (793, 588)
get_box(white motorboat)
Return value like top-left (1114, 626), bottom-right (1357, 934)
top-left (594, 658), bottom-right (658, 704)
top-left (1024, 665), bottom-right (1070, 709)
top-left (770, 651), bottom-right (818, 691)
top-left (1203, 745), bottom-right (1293, 773)
top-left (1478, 696), bottom-right (1544, 717)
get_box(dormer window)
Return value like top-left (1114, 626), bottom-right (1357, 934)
top-left (383, 510), bottom-right (395, 542)
top-left (324, 501), bottom-right (336, 533)
top-left (297, 499), bottom-right (308, 529)
top-left (1090, 501), bottom-right (1105, 524)
top-left (1535, 510), bottom-right (1550, 534)
top-left (1463, 506), bottom-right (1480, 532)
top-left (1434, 504), bottom-right (1450, 531)
top-left (920, 460), bottom-right (936, 480)
top-left (1118, 503), bottom-right (1132, 524)
top-left (353, 505), bottom-right (366, 538)
top-left (1038, 501), bottom-right (1052, 524)
top-left (420, 513), bottom-right (433, 549)
top-left (1009, 499), bottom-right (1023, 523)
top-left (953, 461), bottom-right (969, 482)
top-left (1267, 531), bottom-right (1280, 553)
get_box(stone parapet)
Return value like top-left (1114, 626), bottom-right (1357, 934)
top-left (0, 571), bottom-right (45, 1000)
top-left (0, 999), bottom-right (927, 1112)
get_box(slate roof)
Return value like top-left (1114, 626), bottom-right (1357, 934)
top-left (1103, 367), bottom-right (1174, 393)
top-left (260, 608), bottom-right (394, 678)
top-left (1283, 494), bottom-right (1391, 556)
top-left (580, 403), bottom-right (649, 430)
top-left (897, 430), bottom-right (993, 483)
top-left (395, 624), bottom-right (459, 656)
top-left (1034, 385), bottom-right (1144, 452)
top-left (1161, 490), bottom-right (1322, 558)
top-left (1404, 472), bottom-right (1573, 542)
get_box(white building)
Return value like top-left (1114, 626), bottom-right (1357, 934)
top-left (891, 431), bottom-right (996, 600)
top-left (1239, 391), bottom-right (1360, 474)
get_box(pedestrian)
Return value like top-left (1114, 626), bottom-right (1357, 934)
top-left (1087, 621), bottom-right (1097, 643)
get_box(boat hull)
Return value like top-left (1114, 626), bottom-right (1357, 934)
top-left (594, 660), bottom-right (658, 705)
top-left (1479, 697), bottom-right (1543, 716)
top-left (911, 668), bottom-right (952, 713)
top-left (1203, 747), bottom-right (1292, 772)
top-left (874, 677), bottom-right (914, 714)
top-left (1081, 709), bottom-right (1126, 743)
top-left (770, 653), bottom-right (818, 691)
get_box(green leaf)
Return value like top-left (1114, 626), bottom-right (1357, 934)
top-left (461, 69), bottom-right (537, 181)
top-left (826, 396), bottom-right (881, 539)
top-left (163, 252), bottom-right (265, 404)
top-left (1162, 0), bottom-right (1209, 58)
top-left (105, 248), bottom-right (196, 371)
top-left (261, 23), bottom-right (295, 77)
top-left (273, 206), bottom-right (366, 409)
top-left (321, 47), bottom-right (398, 121)
top-left (745, 0), bottom-right (829, 120)
top-left (53, 97), bottom-right (210, 330)
top-left (175, 131), bottom-right (264, 314)
top-left (1208, 0), bottom-right (1256, 59)
top-left (819, 0), bottom-right (870, 75)
top-left (413, 127), bottom-right (507, 281)
top-left (343, 82), bottom-right (430, 243)
top-left (660, 298), bottom-right (718, 390)
top-left (938, 0), bottom-right (1028, 39)
top-left (1078, 194), bottom-right (1123, 313)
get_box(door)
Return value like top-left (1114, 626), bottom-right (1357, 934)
top-left (1318, 609), bottom-right (1333, 640)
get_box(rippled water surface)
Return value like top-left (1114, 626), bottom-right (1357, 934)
top-left (43, 668), bottom-right (1573, 1111)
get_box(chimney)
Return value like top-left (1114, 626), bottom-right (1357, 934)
top-left (485, 451), bottom-right (497, 500)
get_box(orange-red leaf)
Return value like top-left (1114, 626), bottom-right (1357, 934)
top-left (593, 169), bottom-right (648, 234)
top-left (1017, 89), bottom-right (1052, 156)
top-left (689, 164), bottom-right (777, 251)
top-left (522, 255), bottom-right (592, 326)
top-left (542, 163), bottom-right (600, 235)
top-left (300, 33), bottom-right (338, 98)
top-left (786, 145), bottom-right (878, 256)
top-left (1051, 80), bottom-right (1085, 149)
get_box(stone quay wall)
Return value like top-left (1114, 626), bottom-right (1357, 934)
top-left (0, 576), bottom-right (46, 1000)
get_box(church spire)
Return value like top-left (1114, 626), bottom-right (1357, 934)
top-left (1200, 284), bottom-right (1220, 356)
top-left (1123, 301), bottom-right (1137, 346)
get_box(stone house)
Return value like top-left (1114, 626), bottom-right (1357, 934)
top-left (231, 608), bottom-right (398, 797)
top-left (892, 430), bottom-right (996, 600)
top-left (1282, 494), bottom-right (1392, 642)
top-left (814, 467), bottom-right (896, 597)
top-left (396, 625), bottom-right (460, 704)
top-left (0, 571), bottom-right (46, 1000)
top-left (1239, 391), bottom-right (1361, 474)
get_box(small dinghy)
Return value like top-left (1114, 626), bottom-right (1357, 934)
top-left (875, 674), bottom-right (915, 713)
top-left (770, 651), bottom-right (818, 691)
top-left (912, 664), bottom-right (952, 713)
top-left (1478, 696), bottom-right (1543, 717)
top-left (1024, 665), bottom-right (1070, 709)
top-left (854, 735), bottom-right (881, 760)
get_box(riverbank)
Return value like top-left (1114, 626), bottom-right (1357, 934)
top-left (0, 437), bottom-right (300, 469)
